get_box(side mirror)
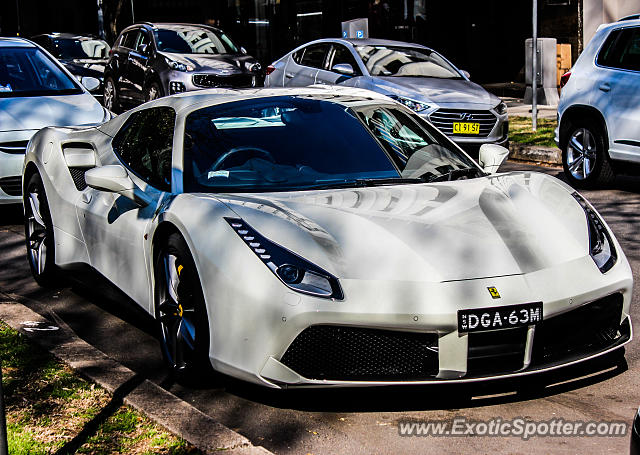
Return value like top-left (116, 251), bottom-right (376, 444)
top-left (139, 43), bottom-right (150, 56)
top-left (81, 76), bottom-right (101, 92)
top-left (461, 70), bottom-right (471, 79)
top-left (332, 63), bottom-right (355, 76)
top-left (85, 164), bottom-right (151, 206)
top-left (478, 144), bottom-right (509, 174)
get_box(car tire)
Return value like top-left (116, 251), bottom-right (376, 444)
top-left (23, 172), bottom-right (59, 287)
top-left (155, 232), bottom-right (212, 380)
top-left (103, 77), bottom-right (120, 113)
top-left (145, 82), bottom-right (164, 102)
top-left (562, 120), bottom-right (615, 188)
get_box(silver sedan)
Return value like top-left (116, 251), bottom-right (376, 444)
top-left (265, 38), bottom-right (508, 152)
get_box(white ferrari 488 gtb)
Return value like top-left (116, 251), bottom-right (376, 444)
top-left (23, 87), bottom-right (632, 387)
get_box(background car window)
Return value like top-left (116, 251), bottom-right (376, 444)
top-left (330, 45), bottom-right (360, 74)
top-left (0, 47), bottom-right (81, 97)
top-left (154, 25), bottom-right (239, 54)
top-left (355, 45), bottom-right (462, 78)
top-left (121, 31), bottom-right (138, 49)
top-left (50, 38), bottom-right (110, 59)
top-left (597, 27), bottom-right (640, 71)
top-left (112, 107), bottom-right (175, 191)
top-left (300, 44), bottom-right (329, 69)
top-left (135, 32), bottom-right (151, 53)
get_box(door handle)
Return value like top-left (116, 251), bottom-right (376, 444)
top-left (599, 83), bottom-right (611, 92)
top-left (285, 72), bottom-right (294, 78)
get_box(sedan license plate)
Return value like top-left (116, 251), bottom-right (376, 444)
top-left (452, 122), bottom-right (480, 134)
top-left (458, 302), bottom-right (543, 333)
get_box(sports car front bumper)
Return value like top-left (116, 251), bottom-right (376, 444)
top-left (210, 253), bottom-right (632, 388)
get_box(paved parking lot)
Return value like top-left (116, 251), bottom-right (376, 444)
top-left (1, 161), bottom-right (639, 454)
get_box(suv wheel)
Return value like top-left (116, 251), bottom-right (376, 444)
top-left (562, 120), bottom-right (615, 188)
top-left (145, 82), bottom-right (163, 102)
top-left (103, 77), bottom-right (120, 112)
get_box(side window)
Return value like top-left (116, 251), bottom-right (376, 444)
top-left (597, 27), bottom-right (640, 71)
top-left (299, 44), bottom-right (329, 69)
top-left (112, 107), bottom-right (176, 191)
top-left (292, 49), bottom-right (303, 64)
top-left (122, 31), bottom-right (138, 49)
top-left (329, 44), bottom-right (361, 74)
top-left (135, 31), bottom-right (150, 53)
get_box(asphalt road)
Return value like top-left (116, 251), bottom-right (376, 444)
top-left (1, 161), bottom-right (639, 454)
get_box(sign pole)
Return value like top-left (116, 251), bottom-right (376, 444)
top-left (532, 0), bottom-right (538, 131)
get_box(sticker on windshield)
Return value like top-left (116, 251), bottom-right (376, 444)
top-left (208, 170), bottom-right (230, 179)
top-left (0, 84), bottom-right (12, 92)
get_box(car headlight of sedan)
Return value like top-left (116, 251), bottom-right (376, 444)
top-left (225, 217), bottom-right (344, 300)
top-left (389, 95), bottom-right (430, 113)
top-left (573, 192), bottom-right (617, 273)
top-left (495, 101), bottom-right (507, 115)
top-left (165, 58), bottom-right (194, 72)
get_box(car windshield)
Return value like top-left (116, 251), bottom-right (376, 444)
top-left (0, 47), bottom-right (82, 97)
top-left (183, 96), bottom-right (480, 193)
top-left (355, 45), bottom-right (462, 79)
top-left (51, 38), bottom-right (110, 59)
top-left (154, 26), bottom-right (239, 54)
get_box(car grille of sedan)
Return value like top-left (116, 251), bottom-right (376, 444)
top-left (192, 73), bottom-right (253, 88)
top-left (429, 109), bottom-right (497, 137)
top-left (0, 140), bottom-right (29, 154)
top-left (531, 292), bottom-right (625, 365)
top-left (280, 325), bottom-right (439, 381)
top-left (0, 176), bottom-right (22, 196)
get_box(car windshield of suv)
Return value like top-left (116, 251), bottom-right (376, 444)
top-left (154, 26), bottom-right (239, 54)
top-left (355, 45), bottom-right (462, 79)
top-left (183, 96), bottom-right (480, 192)
top-left (51, 38), bottom-right (110, 59)
top-left (0, 47), bottom-right (82, 97)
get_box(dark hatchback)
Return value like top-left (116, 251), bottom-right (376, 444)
top-left (31, 33), bottom-right (109, 102)
top-left (103, 22), bottom-right (262, 112)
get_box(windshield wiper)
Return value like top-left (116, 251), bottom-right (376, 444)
top-left (303, 177), bottom-right (424, 191)
top-left (424, 167), bottom-right (485, 183)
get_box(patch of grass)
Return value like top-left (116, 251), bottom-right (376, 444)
top-left (509, 116), bottom-right (558, 147)
top-left (0, 322), bottom-right (200, 454)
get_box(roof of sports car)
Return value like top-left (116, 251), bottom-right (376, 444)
top-left (99, 86), bottom-right (394, 135)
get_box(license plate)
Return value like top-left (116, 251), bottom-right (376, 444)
top-left (458, 302), bottom-right (543, 333)
top-left (452, 122), bottom-right (480, 134)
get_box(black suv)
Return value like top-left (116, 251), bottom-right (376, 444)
top-left (104, 22), bottom-right (262, 111)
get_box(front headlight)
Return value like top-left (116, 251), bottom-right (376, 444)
top-left (573, 192), bottom-right (617, 273)
top-left (165, 58), bottom-right (194, 72)
top-left (389, 95), bottom-right (430, 113)
top-left (495, 101), bottom-right (507, 115)
top-left (225, 218), bottom-right (344, 300)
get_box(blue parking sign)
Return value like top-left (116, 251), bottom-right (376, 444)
top-left (342, 30), bottom-right (348, 38)
top-left (356, 30), bottom-right (364, 39)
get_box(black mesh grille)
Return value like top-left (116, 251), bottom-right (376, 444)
top-left (429, 109), bottom-right (497, 137)
top-left (68, 167), bottom-right (88, 191)
top-left (467, 327), bottom-right (527, 376)
top-left (280, 326), bottom-right (439, 381)
top-left (532, 293), bottom-right (624, 365)
top-left (0, 176), bottom-right (22, 196)
top-left (192, 73), bottom-right (253, 88)
top-left (0, 140), bottom-right (28, 154)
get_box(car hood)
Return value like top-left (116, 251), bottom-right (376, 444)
top-left (0, 94), bottom-right (105, 132)
top-left (210, 172), bottom-right (590, 283)
top-left (159, 52), bottom-right (256, 74)
top-left (374, 77), bottom-right (500, 108)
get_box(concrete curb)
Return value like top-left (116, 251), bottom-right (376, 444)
top-left (0, 293), bottom-right (273, 455)
top-left (509, 143), bottom-right (562, 165)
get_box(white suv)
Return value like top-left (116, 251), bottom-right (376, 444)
top-left (556, 18), bottom-right (640, 188)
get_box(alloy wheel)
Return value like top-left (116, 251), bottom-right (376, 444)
top-left (25, 185), bottom-right (48, 276)
top-left (566, 128), bottom-right (597, 180)
top-left (158, 252), bottom-right (197, 370)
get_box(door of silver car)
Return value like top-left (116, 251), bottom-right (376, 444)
top-left (77, 107), bottom-right (175, 311)
top-left (284, 43), bottom-right (329, 87)
top-left (315, 43), bottom-right (362, 86)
